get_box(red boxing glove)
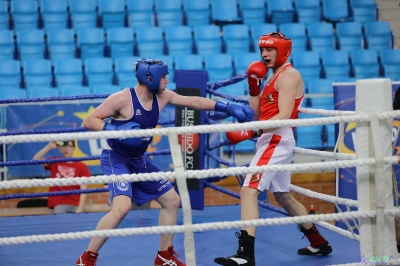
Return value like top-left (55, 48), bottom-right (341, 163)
top-left (247, 61), bottom-right (268, 96)
top-left (226, 129), bottom-right (263, 145)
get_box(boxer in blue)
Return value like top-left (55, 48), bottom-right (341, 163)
top-left (76, 59), bottom-right (255, 266)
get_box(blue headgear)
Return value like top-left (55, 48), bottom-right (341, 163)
top-left (134, 59), bottom-right (169, 94)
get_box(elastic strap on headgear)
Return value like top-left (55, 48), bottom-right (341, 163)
top-left (134, 59), bottom-right (169, 94)
top-left (259, 32), bottom-right (292, 67)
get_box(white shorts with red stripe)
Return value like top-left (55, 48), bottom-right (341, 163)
top-left (243, 127), bottom-right (295, 193)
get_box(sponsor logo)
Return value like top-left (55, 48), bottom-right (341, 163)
top-left (135, 109), bottom-right (142, 116)
top-left (260, 40), bottom-right (274, 44)
top-left (250, 173), bottom-right (262, 183)
top-left (116, 182), bottom-right (129, 191)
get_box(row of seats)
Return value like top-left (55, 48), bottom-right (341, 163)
top-left (0, 21), bottom-right (392, 62)
top-left (0, 0), bottom-right (378, 30)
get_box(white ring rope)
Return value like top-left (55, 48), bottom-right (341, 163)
top-left (294, 147), bottom-right (356, 160)
top-left (299, 107), bottom-right (356, 116)
top-left (0, 210), bottom-right (374, 246)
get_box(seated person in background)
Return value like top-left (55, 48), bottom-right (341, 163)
top-left (33, 140), bottom-right (91, 214)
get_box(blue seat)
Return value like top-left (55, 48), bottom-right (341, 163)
top-left (0, 30), bottom-right (15, 60)
top-left (266, 0), bottom-right (295, 25)
top-left (210, 0), bottom-right (242, 23)
top-left (350, 0), bottom-right (377, 22)
top-left (68, 0), bottom-right (97, 28)
top-left (126, 0), bottom-right (155, 28)
top-left (39, 0), bottom-right (68, 29)
top-left (114, 56), bottom-right (139, 88)
top-left (106, 27), bottom-right (134, 58)
top-left (321, 0), bottom-right (352, 22)
top-left (60, 85), bottom-right (91, 96)
top-left (238, 0), bottom-right (266, 25)
top-left (193, 25), bottom-right (222, 55)
top-left (350, 50), bottom-right (380, 79)
top-left (321, 50), bottom-right (351, 81)
top-left (91, 85), bottom-right (121, 94)
top-left (279, 23), bottom-right (307, 52)
top-left (381, 49), bottom-right (400, 81)
top-left (233, 52), bottom-right (261, 75)
top-left (350, 0), bottom-right (377, 8)
top-left (307, 22), bottom-right (336, 55)
top-left (98, 0), bottom-right (126, 29)
top-left (204, 53), bottom-right (234, 82)
top-left (53, 58), bottom-right (83, 88)
top-left (250, 23), bottom-right (278, 50)
top-left (336, 22), bottom-right (364, 53)
top-left (311, 96), bottom-right (334, 110)
top-left (182, 0), bottom-right (210, 26)
top-left (307, 79), bottom-right (334, 94)
top-left (294, 0), bottom-right (322, 24)
top-left (76, 28), bottom-right (105, 59)
top-left (23, 59), bottom-right (52, 89)
top-left (84, 57), bottom-right (113, 86)
top-left (154, 0), bottom-right (183, 27)
top-left (0, 60), bottom-right (21, 88)
top-left (0, 88), bottom-right (27, 100)
top-left (291, 51), bottom-right (321, 82)
top-left (28, 86), bottom-right (59, 98)
top-left (0, 1), bottom-right (10, 30)
top-left (222, 24), bottom-right (251, 55)
top-left (296, 113), bottom-right (324, 149)
top-left (46, 28), bottom-right (76, 59)
top-left (164, 26), bottom-right (193, 56)
top-left (174, 54), bottom-right (203, 71)
top-left (10, 0), bottom-right (39, 30)
top-left (135, 27), bottom-right (164, 57)
top-left (16, 29), bottom-right (45, 60)
top-left (218, 80), bottom-right (247, 96)
top-left (364, 22), bottom-right (393, 51)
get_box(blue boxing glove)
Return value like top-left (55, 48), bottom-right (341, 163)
top-left (103, 122), bottom-right (142, 147)
top-left (214, 101), bottom-right (254, 123)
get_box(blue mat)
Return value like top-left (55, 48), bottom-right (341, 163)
top-left (0, 205), bottom-right (360, 265)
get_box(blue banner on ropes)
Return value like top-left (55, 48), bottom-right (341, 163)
top-left (6, 102), bottom-right (175, 178)
top-left (333, 81), bottom-right (400, 232)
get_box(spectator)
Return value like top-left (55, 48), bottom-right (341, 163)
top-left (33, 140), bottom-right (91, 214)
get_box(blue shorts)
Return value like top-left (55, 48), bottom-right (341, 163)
top-left (101, 149), bottom-right (173, 206)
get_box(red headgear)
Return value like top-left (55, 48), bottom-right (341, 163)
top-left (259, 32), bottom-right (292, 67)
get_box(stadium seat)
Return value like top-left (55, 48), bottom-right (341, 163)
top-left (126, 0), bottom-right (154, 28)
top-left (53, 58), bottom-right (83, 88)
top-left (364, 21), bottom-right (393, 51)
top-left (16, 29), bottom-right (45, 61)
top-left (91, 85), bottom-right (121, 94)
top-left (336, 22), bottom-right (364, 53)
top-left (69, 0), bottom-right (97, 29)
top-left (76, 28), bottom-right (105, 59)
top-left (218, 80), bottom-right (247, 96)
top-left (249, 23), bottom-right (278, 50)
top-left (266, 0), bottom-right (296, 25)
top-left (28, 86), bottom-right (59, 98)
top-left (204, 53), bottom-right (234, 82)
top-left (46, 28), bottom-right (76, 59)
top-left (174, 54), bottom-right (203, 71)
top-left (23, 59), bottom-right (53, 89)
top-left (307, 22), bottom-right (336, 55)
top-left (293, 0), bottom-right (322, 25)
top-left (193, 25), bottom-right (222, 55)
top-left (291, 51), bottom-right (321, 82)
top-left (0, 88), bottom-right (27, 99)
top-left (98, 0), bottom-right (126, 29)
top-left (321, 0), bottom-right (352, 23)
top-left (296, 113), bottom-right (324, 149)
top-left (350, 50), bottom-right (380, 79)
top-left (210, 0), bottom-right (242, 24)
top-left (59, 85), bottom-right (91, 96)
top-left (0, 30), bottom-right (15, 60)
top-left (164, 26), bottom-right (193, 56)
top-left (114, 56), bottom-right (139, 88)
top-left (154, 0), bottom-right (183, 27)
top-left (39, 0), bottom-right (68, 29)
top-left (238, 0), bottom-right (266, 25)
top-left (0, 60), bottom-right (21, 88)
top-left (307, 79), bottom-right (334, 94)
top-left (222, 24), bottom-right (251, 55)
top-left (0, 1), bottom-right (9, 30)
top-left (135, 26), bottom-right (164, 57)
top-left (321, 50), bottom-right (351, 81)
top-left (279, 23), bottom-right (307, 52)
top-left (182, 0), bottom-right (210, 26)
top-left (349, 0), bottom-right (377, 23)
top-left (381, 49), bottom-right (400, 81)
top-left (84, 57), bottom-right (113, 86)
top-left (233, 52), bottom-right (261, 75)
top-left (10, 0), bottom-right (39, 30)
top-left (106, 27), bottom-right (134, 58)
top-left (311, 96), bottom-right (334, 110)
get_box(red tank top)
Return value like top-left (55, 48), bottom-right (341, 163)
top-left (259, 63), bottom-right (304, 121)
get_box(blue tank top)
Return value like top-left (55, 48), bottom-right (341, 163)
top-left (106, 88), bottom-right (159, 158)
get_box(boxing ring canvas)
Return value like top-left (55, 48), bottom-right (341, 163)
top-left (0, 205), bottom-right (360, 266)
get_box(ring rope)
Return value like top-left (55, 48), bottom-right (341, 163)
top-left (299, 107), bottom-right (356, 116)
